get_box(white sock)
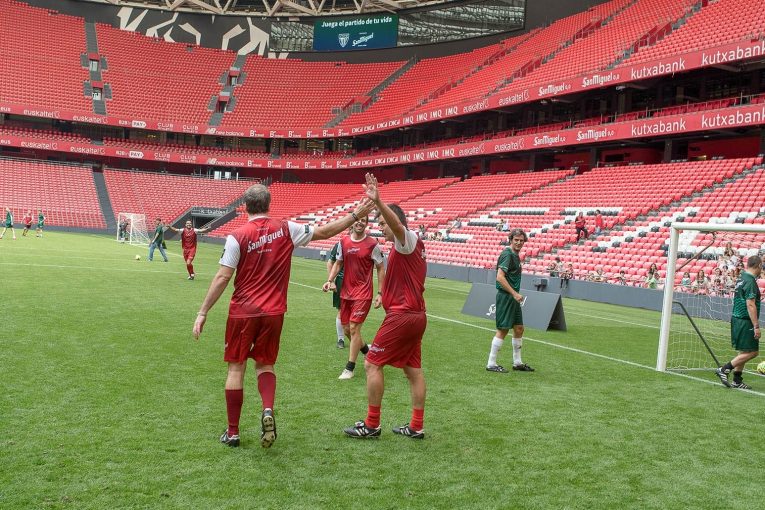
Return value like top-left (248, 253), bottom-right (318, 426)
top-left (512, 338), bottom-right (523, 366)
top-left (335, 318), bottom-right (344, 340)
top-left (487, 336), bottom-right (503, 367)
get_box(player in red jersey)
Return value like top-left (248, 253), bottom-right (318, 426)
top-left (167, 220), bottom-right (211, 280)
top-left (344, 173), bottom-right (429, 440)
top-left (193, 184), bottom-right (372, 449)
top-left (323, 214), bottom-right (385, 380)
top-left (21, 211), bottom-right (33, 237)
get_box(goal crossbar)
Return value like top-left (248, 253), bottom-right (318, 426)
top-left (657, 221), bottom-right (765, 371)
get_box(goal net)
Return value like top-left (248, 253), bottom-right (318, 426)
top-left (657, 222), bottom-right (765, 373)
top-left (116, 212), bottom-right (151, 246)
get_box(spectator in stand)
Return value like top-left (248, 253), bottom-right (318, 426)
top-left (418, 224), bottom-right (427, 240)
top-left (434, 231), bottom-right (443, 241)
top-left (547, 257), bottom-right (562, 277)
top-left (713, 276), bottom-right (727, 296)
top-left (574, 212), bottom-right (588, 240)
top-left (721, 242), bottom-right (739, 269)
top-left (560, 263), bottom-right (574, 288)
top-left (445, 218), bottom-right (462, 240)
top-left (615, 270), bottom-right (628, 285)
top-left (645, 263), bottom-right (661, 289)
top-left (727, 267), bottom-right (740, 292)
top-left (680, 271), bottom-right (692, 292)
top-left (589, 266), bottom-right (606, 283)
top-left (693, 269), bottom-right (711, 294)
top-left (502, 219), bottom-right (511, 232)
top-left (594, 210), bottom-right (604, 235)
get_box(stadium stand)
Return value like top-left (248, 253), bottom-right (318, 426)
top-left (624, 0), bottom-right (765, 65)
top-left (97, 23), bottom-right (237, 123)
top-left (102, 169), bottom-right (251, 226)
top-left (217, 57), bottom-right (405, 129)
top-left (0, 1), bottom-right (91, 113)
top-left (0, 157), bottom-right (105, 228)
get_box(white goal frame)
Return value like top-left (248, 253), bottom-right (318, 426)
top-left (657, 222), bottom-right (765, 371)
top-left (116, 212), bottom-right (151, 246)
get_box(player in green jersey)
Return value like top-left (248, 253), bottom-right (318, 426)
top-left (715, 255), bottom-right (762, 389)
top-left (35, 210), bottom-right (45, 237)
top-left (486, 228), bottom-right (534, 373)
top-left (1, 207), bottom-right (16, 240)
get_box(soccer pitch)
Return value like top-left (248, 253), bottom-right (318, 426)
top-left (1, 233), bottom-right (763, 509)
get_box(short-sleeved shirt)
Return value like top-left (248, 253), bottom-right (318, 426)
top-left (337, 235), bottom-right (384, 301)
top-left (220, 216), bottom-right (313, 318)
top-left (381, 229), bottom-right (426, 313)
top-left (38, 213), bottom-right (44, 227)
top-left (732, 271), bottom-right (761, 320)
top-left (496, 248), bottom-right (521, 293)
top-left (575, 217), bottom-right (585, 228)
top-left (5, 210), bottom-right (12, 225)
top-left (595, 215), bottom-right (604, 228)
top-left (23, 215), bottom-right (32, 225)
top-left (329, 242), bottom-right (344, 279)
top-left (153, 225), bottom-right (164, 245)
top-left (181, 228), bottom-right (201, 250)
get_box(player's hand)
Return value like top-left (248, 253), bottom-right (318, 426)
top-left (755, 326), bottom-right (761, 339)
top-left (515, 294), bottom-right (524, 304)
top-left (193, 315), bottom-right (206, 340)
top-left (354, 197), bottom-right (374, 218)
top-left (363, 173), bottom-right (380, 203)
top-left (373, 294), bottom-right (382, 309)
top-left (322, 281), bottom-right (334, 292)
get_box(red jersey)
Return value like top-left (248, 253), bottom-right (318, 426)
top-left (181, 228), bottom-right (198, 250)
top-left (22, 215), bottom-right (32, 225)
top-left (595, 214), bottom-right (604, 228)
top-left (220, 216), bottom-right (313, 318)
top-left (575, 216), bottom-right (586, 228)
top-left (338, 235), bottom-right (383, 301)
top-left (382, 229), bottom-right (426, 313)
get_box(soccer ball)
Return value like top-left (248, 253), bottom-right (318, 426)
top-left (757, 361), bottom-right (765, 375)
top-left (135, 255), bottom-right (141, 261)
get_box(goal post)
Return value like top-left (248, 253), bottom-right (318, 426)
top-left (657, 221), bottom-right (765, 372)
top-left (116, 212), bottom-right (151, 246)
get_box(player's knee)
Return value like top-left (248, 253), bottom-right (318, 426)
top-left (514, 325), bottom-right (524, 337)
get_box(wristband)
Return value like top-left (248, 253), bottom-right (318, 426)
top-left (351, 212), bottom-right (359, 221)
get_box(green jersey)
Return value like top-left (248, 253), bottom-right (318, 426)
top-left (732, 271), bottom-right (760, 320)
top-left (38, 213), bottom-right (44, 226)
top-left (496, 248), bottom-right (522, 293)
top-left (329, 242), bottom-right (344, 279)
top-left (5, 210), bottom-right (12, 224)
top-left (153, 225), bottom-right (164, 245)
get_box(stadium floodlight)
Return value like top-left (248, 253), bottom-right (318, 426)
top-left (117, 212), bottom-right (151, 246)
top-left (657, 222), bottom-right (765, 373)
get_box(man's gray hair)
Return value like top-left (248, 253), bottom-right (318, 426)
top-left (244, 184), bottom-right (271, 215)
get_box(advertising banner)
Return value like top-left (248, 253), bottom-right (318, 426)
top-left (313, 14), bottom-right (398, 51)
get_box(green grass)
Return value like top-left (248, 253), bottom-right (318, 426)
top-left (1, 233), bottom-right (763, 509)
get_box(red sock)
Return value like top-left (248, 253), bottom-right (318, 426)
top-left (225, 389), bottom-right (244, 435)
top-left (365, 405), bottom-right (381, 429)
top-left (410, 408), bottom-right (424, 431)
top-left (186, 263), bottom-right (194, 276)
top-left (257, 371), bottom-right (276, 410)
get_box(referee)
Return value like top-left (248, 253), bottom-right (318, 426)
top-left (716, 255), bottom-right (762, 389)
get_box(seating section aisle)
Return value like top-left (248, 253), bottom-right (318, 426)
top-left (0, 158), bottom-right (105, 228)
top-left (97, 23), bottom-right (237, 124)
top-left (103, 169), bottom-right (250, 226)
top-left (0, 0), bottom-right (91, 112)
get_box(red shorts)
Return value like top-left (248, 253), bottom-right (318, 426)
top-left (183, 247), bottom-right (197, 262)
top-left (224, 315), bottom-right (284, 365)
top-left (340, 298), bottom-right (372, 325)
top-left (366, 312), bottom-right (427, 368)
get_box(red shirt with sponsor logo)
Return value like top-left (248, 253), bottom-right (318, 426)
top-left (337, 235), bottom-right (383, 301)
top-left (382, 229), bottom-right (426, 313)
top-left (181, 228), bottom-right (198, 250)
top-left (220, 216), bottom-right (313, 318)
top-left (22, 215), bottom-right (32, 225)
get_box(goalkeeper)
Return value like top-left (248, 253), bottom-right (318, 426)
top-left (715, 255), bottom-right (761, 389)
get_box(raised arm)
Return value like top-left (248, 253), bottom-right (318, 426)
top-left (313, 199), bottom-right (373, 241)
top-left (364, 173), bottom-right (406, 245)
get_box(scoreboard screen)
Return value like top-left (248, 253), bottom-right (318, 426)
top-left (313, 14), bottom-right (398, 51)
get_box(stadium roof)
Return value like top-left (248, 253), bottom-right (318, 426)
top-left (88, 0), bottom-right (449, 16)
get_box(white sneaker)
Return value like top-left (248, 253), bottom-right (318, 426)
top-left (338, 369), bottom-right (354, 380)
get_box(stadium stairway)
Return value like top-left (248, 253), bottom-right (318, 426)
top-left (92, 169), bottom-right (117, 232)
top-left (325, 57), bottom-right (417, 128)
top-left (83, 21), bottom-right (108, 116)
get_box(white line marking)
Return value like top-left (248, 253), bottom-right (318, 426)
top-left (0, 261), bottom-right (192, 276)
top-left (289, 279), bottom-right (765, 398)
